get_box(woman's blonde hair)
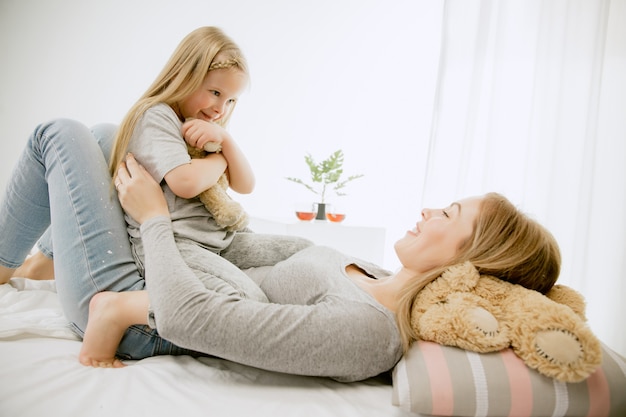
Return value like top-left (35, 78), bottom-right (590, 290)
top-left (395, 192), bottom-right (561, 350)
top-left (109, 26), bottom-right (249, 176)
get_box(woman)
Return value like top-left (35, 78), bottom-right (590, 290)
top-left (0, 120), bottom-right (561, 381)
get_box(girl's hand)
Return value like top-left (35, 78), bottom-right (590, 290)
top-left (115, 154), bottom-right (169, 224)
top-left (182, 119), bottom-right (229, 150)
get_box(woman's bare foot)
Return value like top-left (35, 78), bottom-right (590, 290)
top-left (13, 251), bottom-right (55, 280)
top-left (0, 265), bottom-right (15, 285)
top-left (79, 292), bottom-right (129, 368)
top-left (79, 290), bottom-right (150, 368)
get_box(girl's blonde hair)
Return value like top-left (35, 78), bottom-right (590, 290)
top-left (395, 192), bottom-right (561, 351)
top-left (109, 26), bottom-right (249, 176)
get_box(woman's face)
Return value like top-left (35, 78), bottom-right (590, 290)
top-left (394, 196), bottom-right (483, 273)
top-left (178, 68), bottom-right (247, 122)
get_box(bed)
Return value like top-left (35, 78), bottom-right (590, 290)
top-left (1, 277), bottom-right (625, 417)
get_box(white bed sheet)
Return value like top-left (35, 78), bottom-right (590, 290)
top-left (0, 278), bottom-right (417, 417)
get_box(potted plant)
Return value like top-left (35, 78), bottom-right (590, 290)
top-left (286, 149), bottom-right (364, 220)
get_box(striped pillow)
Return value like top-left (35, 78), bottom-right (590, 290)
top-left (392, 340), bottom-right (626, 417)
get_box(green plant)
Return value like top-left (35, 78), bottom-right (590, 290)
top-left (285, 150), bottom-right (364, 203)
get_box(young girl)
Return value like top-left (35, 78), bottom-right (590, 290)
top-left (78, 27), bottom-right (311, 367)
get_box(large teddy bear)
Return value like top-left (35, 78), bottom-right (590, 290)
top-left (187, 142), bottom-right (248, 231)
top-left (411, 261), bottom-right (602, 383)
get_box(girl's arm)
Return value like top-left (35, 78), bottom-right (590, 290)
top-left (219, 132), bottom-right (255, 194)
top-left (130, 106), bottom-right (229, 199)
top-left (182, 119), bottom-right (255, 194)
top-left (164, 153), bottom-right (228, 199)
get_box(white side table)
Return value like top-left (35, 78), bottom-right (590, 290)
top-left (248, 217), bottom-right (386, 266)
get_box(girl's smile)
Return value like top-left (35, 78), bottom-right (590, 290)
top-left (178, 67), bottom-right (247, 123)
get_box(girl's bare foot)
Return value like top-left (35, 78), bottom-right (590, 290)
top-left (13, 251), bottom-right (55, 280)
top-left (79, 292), bottom-right (128, 368)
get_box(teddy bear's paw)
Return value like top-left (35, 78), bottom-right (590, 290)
top-left (468, 307), bottom-right (500, 338)
top-left (534, 329), bottom-right (583, 365)
top-left (210, 202), bottom-right (248, 231)
top-left (216, 215), bottom-right (248, 231)
top-left (214, 210), bottom-right (244, 228)
top-left (416, 298), bottom-right (510, 353)
top-left (224, 212), bottom-right (249, 231)
top-left (519, 326), bottom-right (602, 382)
top-left (209, 197), bottom-right (248, 229)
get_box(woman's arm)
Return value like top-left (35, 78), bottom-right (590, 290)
top-left (117, 155), bottom-right (399, 381)
top-left (141, 217), bottom-right (399, 381)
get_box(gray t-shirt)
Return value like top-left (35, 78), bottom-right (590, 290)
top-left (142, 216), bottom-right (403, 382)
top-left (126, 103), bottom-right (234, 253)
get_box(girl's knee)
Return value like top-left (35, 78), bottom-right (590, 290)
top-left (293, 236), bottom-right (314, 251)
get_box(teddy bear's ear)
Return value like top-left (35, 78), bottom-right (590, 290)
top-left (545, 284), bottom-right (587, 320)
top-left (436, 261), bottom-right (481, 292)
top-left (411, 261), bottom-right (481, 317)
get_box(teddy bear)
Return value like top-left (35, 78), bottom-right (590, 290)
top-left (187, 142), bottom-right (249, 231)
top-left (411, 261), bottom-right (603, 383)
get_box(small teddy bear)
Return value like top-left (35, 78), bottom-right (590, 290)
top-left (411, 261), bottom-right (602, 383)
top-left (187, 142), bottom-right (249, 231)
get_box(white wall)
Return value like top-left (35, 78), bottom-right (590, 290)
top-left (0, 0), bottom-right (441, 269)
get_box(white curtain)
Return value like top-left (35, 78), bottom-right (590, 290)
top-left (421, 0), bottom-right (626, 355)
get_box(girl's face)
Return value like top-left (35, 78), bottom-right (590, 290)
top-left (177, 68), bottom-right (247, 122)
top-left (394, 196), bottom-right (482, 273)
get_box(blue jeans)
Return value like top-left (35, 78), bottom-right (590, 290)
top-left (0, 119), bottom-right (200, 359)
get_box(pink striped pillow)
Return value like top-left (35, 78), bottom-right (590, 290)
top-left (392, 340), bottom-right (626, 417)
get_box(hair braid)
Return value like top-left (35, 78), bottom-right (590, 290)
top-left (208, 60), bottom-right (241, 71)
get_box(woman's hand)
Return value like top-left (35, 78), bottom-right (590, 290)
top-left (115, 154), bottom-right (169, 224)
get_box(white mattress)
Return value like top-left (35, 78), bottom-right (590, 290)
top-left (0, 278), bottom-right (417, 417)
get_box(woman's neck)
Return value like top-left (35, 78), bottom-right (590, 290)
top-left (347, 265), bottom-right (421, 313)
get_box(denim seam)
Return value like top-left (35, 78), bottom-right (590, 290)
top-left (48, 134), bottom-right (102, 292)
